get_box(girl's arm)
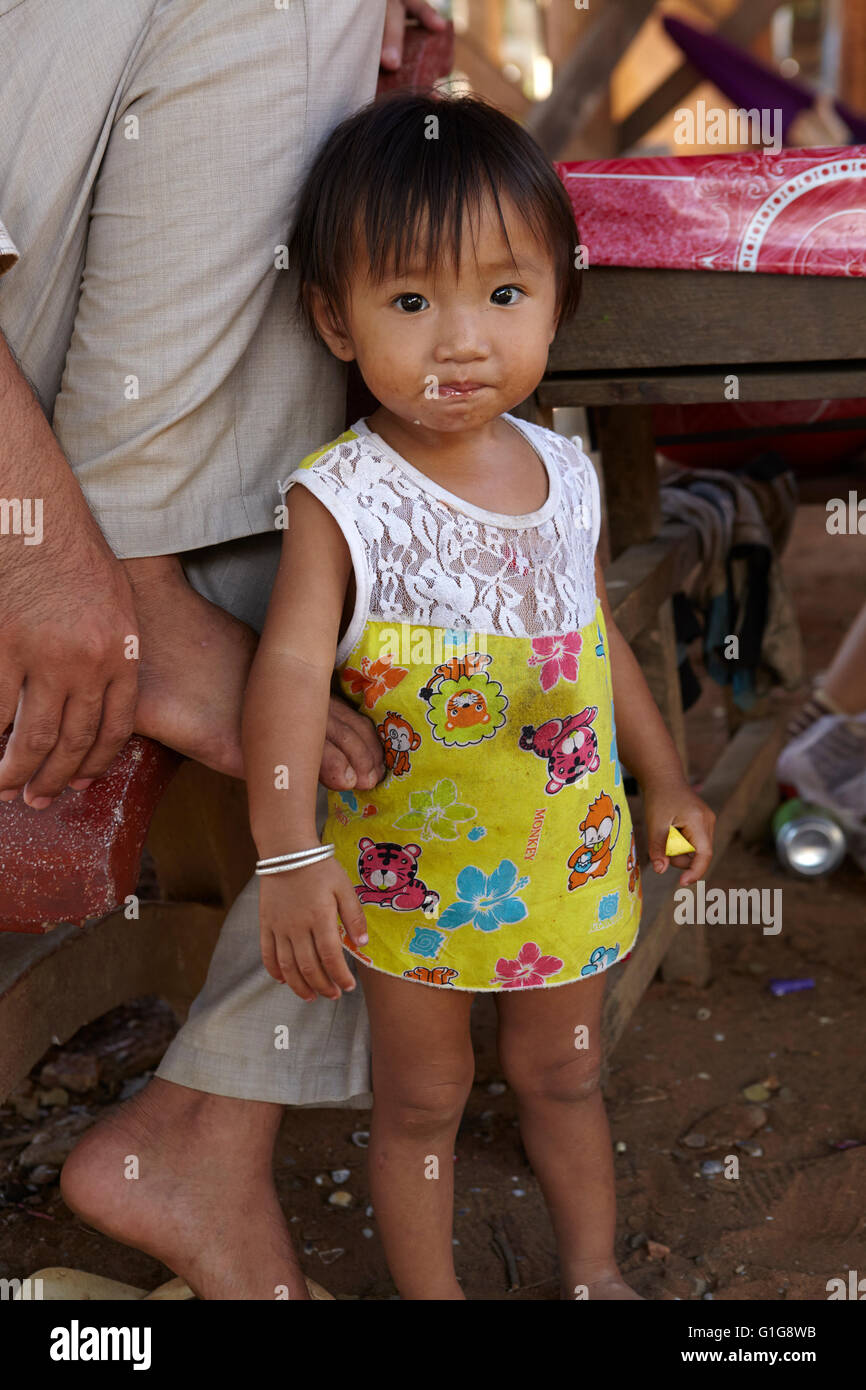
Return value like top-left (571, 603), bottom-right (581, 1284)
top-left (594, 554), bottom-right (715, 886)
top-left (242, 484), bottom-right (368, 1000)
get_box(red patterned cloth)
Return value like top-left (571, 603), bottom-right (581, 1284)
top-left (557, 147), bottom-right (866, 277)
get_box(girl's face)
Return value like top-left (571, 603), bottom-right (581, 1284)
top-left (314, 193), bottom-right (561, 433)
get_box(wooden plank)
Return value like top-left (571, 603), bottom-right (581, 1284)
top-left (539, 363), bottom-right (866, 406)
top-left (0, 901), bottom-right (224, 1101)
top-left (615, 0), bottom-right (787, 151)
top-left (606, 526), bottom-right (701, 643)
top-left (453, 36), bottom-right (529, 119)
top-left (525, 0), bottom-right (657, 157)
top-left (548, 269), bottom-right (866, 373)
top-left (630, 597), bottom-right (689, 772)
top-left (602, 715), bottom-right (786, 1052)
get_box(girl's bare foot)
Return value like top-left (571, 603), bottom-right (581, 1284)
top-left (567, 1259), bottom-right (645, 1300)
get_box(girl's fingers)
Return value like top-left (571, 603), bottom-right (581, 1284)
top-left (292, 940), bottom-right (342, 1000)
top-left (260, 928), bottom-right (286, 986)
top-left (273, 938), bottom-right (317, 1002)
top-left (338, 885), bottom-right (369, 947)
top-left (676, 818), bottom-right (715, 886)
top-left (313, 926), bottom-right (356, 993)
top-left (680, 840), bottom-right (713, 886)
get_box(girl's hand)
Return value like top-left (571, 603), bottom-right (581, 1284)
top-left (643, 776), bottom-right (715, 886)
top-left (259, 858), bottom-right (369, 1002)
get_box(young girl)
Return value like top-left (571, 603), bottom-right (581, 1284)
top-left (243, 92), bottom-right (715, 1301)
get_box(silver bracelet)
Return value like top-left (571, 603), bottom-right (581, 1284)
top-left (256, 843), bottom-right (336, 867)
top-left (255, 844), bottom-right (336, 876)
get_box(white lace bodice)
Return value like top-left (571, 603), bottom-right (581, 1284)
top-left (279, 414), bottom-right (601, 665)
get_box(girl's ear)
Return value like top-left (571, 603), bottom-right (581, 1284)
top-left (310, 286), bottom-right (356, 362)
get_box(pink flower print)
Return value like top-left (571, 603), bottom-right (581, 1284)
top-left (492, 941), bottom-right (564, 989)
top-left (528, 632), bottom-right (582, 692)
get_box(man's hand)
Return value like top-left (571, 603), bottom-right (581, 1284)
top-left (379, 0), bottom-right (447, 70)
top-left (321, 697), bottom-right (385, 791)
top-left (0, 325), bottom-right (142, 807)
top-left (0, 542), bottom-right (140, 806)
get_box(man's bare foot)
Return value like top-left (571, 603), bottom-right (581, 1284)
top-left (124, 558), bottom-right (256, 780)
top-left (60, 1078), bottom-right (309, 1301)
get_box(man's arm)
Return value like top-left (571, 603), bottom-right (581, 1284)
top-left (0, 330), bottom-right (139, 805)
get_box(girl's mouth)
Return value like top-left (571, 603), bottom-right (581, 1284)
top-left (437, 383), bottom-right (486, 398)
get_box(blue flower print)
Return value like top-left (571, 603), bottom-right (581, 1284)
top-left (407, 926), bottom-right (446, 959)
top-left (598, 891), bottom-right (619, 921)
top-left (580, 943), bottom-right (621, 977)
top-left (439, 860), bottom-right (530, 934)
top-left (609, 726), bottom-right (621, 787)
top-left (339, 791), bottom-right (359, 814)
top-left (467, 826), bottom-right (487, 841)
top-left (595, 622), bottom-right (605, 658)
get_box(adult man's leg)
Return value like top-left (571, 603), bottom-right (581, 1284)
top-left (61, 534), bottom-right (374, 1300)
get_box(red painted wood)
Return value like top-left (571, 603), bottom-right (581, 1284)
top-left (0, 734), bottom-right (182, 933)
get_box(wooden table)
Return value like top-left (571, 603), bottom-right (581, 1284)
top-left (527, 266), bottom-right (866, 1054)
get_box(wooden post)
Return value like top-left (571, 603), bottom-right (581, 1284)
top-left (840, 0), bottom-right (866, 113)
top-left (592, 404), bottom-right (660, 559)
top-left (525, 0), bottom-right (657, 157)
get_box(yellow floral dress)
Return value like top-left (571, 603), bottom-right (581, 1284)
top-left (279, 415), bottom-right (641, 991)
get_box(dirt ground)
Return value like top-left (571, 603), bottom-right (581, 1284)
top-left (1, 504), bottom-right (864, 1301)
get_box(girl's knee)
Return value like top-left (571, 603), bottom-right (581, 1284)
top-left (376, 1068), bottom-right (475, 1138)
top-left (501, 1053), bottom-right (602, 1106)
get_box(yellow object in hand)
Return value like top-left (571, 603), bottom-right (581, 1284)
top-left (665, 825), bottom-right (696, 857)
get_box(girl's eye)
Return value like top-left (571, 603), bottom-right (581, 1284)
top-left (393, 292), bottom-right (429, 313)
top-left (491, 285), bottom-right (524, 306)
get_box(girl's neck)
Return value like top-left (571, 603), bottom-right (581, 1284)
top-left (364, 407), bottom-right (550, 518)
top-left (366, 407), bottom-right (506, 478)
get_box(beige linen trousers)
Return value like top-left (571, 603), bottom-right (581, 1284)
top-left (0, 0), bottom-right (386, 1107)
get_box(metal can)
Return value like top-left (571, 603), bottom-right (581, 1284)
top-left (772, 798), bottom-right (847, 877)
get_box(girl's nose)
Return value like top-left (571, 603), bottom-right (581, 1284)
top-left (433, 321), bottom-right (489, 362)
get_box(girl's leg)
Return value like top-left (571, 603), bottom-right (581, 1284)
top-left (496, 974), bottom-right (642, 1300)
top-left (358, 965), bottom-right (475, 1300)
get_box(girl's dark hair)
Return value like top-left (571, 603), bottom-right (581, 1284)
top-left (290, 90), bottom-right (581, 340)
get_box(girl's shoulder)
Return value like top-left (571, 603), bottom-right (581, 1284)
top-left (506, 414), bottom-right (593, 476)
top-left (277, 425), bottom-right (380, 500)
top-left (505, 416), bottom-right (601, 543)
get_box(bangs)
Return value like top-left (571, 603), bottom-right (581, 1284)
top-left (292, 91), bottom-right (581, 338)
